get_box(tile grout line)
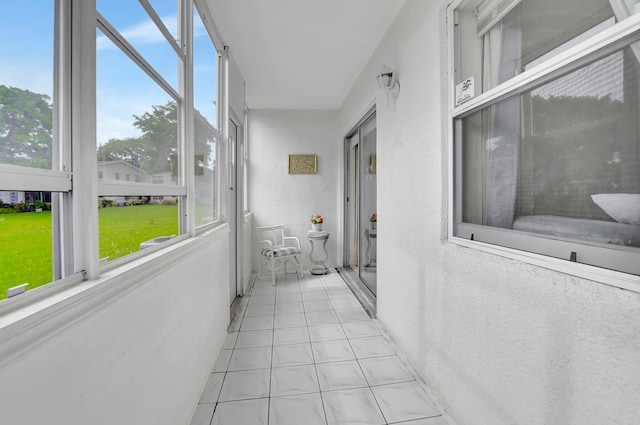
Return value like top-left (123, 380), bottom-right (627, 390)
top-left (301, 273), bottom-right (331, 425)
top-left (266, 277), bottom-right (276, 425)
top-left (266, 287), bottom-right (274, 425)
top-left (210, 272), bottom-right (439, 425)
top-left (339, 314), bottom-right (392, 424)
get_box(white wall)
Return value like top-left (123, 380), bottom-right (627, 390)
top-left (226, 50), bottom-right (248, 300)
top-left (242, 212), bottom-right (254, 294)
top-left (248, 110), bottom-right (342, 272)
top-left (0, 226), bottom-right (230, 425)
top-left (338, 1), bottom-right (640, 424)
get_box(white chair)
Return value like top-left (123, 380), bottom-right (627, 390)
top-left (256, 224), bottom-right (304, 285)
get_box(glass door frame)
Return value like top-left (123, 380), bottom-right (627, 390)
top-left (342, 106), bottom-right (377, 297)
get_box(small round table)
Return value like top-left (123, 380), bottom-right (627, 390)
top-left (365, 228), bottom-right (377, 267)
top-left (307, 230), bottom-right (329, 275)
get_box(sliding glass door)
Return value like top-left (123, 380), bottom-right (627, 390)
top-left (344, 111), bottom-right (377, 295)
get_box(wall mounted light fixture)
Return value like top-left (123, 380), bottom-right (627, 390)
top-left (376, 67), bottom-right (400, 98)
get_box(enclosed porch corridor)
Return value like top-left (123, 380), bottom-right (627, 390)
top-left (190, 272), bottom-right (447, 425)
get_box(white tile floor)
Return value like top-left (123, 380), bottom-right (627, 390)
top-left (191, 271), bottom-right (447, 425)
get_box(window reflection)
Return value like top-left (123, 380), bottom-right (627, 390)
top-left (460, 42), bottom-right (640, 248)
top-left (454, 0), bottom-right (626, 95)
top-left (193, 4), bottom-right (219, 225)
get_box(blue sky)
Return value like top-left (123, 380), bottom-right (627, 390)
top-left (0, 3), bottom-right (54, 98)
top-left (1, 1), bottom-right (218, 147)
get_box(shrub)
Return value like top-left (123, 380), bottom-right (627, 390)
top-left (100, 199), bottom-right (114, 208)
top-left (12, 202), bottom-right (28, 212)
top-left (35, 200), bottom-right (50, 210)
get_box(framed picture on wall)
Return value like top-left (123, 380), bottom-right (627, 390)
top-left (288, 154), bottom-right (318, 174)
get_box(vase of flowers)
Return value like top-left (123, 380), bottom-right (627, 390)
top-left (311, 214), bottom-right (324, 231)
top-left (370, 213), bottom-right (377, 230)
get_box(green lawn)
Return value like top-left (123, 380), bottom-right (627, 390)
top-left (0, 204), bottom-right (178, 300)
top-left (98, 204), bottom-right (178, 261)
top-left (0, 211), bottom-right (52, 298)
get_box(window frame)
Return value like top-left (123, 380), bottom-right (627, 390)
top-left (447, 1), bottom-right (640, 291)
top-left (192, 0), bottom-right (224, 232)
top-left (0, 0), bottom-right (74, 287)
top-left (95, 10), bottom-right (184, 199)
top-left (0, 0), bottom-right (226, 302)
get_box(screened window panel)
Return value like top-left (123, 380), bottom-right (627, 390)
top-left (97, 0), bottom-right (179, 90)
top-left (454, 0), bottom-right (631, 97)
top-left (0, 0), bottom-right (227, 302)
top-left (0, 192), bottom-right (53, 300)
top-left (0, 2), bottom-right (55, 170)
top-left (458, 41), bottom-right (640, 250)
top-left (194, 114), bottom-right (218, 226)
top-left (148, 0), bottom-right (179, 40)
top-left (97, 28), bottom-right (179, 187)
top-left (193, 4), bottom-right (219, 225)
top-left (98, 196), bottom-right (179, 262)
top-left (193, 5), bottom-right (219, 127)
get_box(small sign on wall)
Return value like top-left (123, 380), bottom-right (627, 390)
top-left (455, 76), bottom-right (474, 106)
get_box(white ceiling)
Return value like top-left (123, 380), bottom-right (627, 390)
top-left (205, 0), bottom-right (405, 110)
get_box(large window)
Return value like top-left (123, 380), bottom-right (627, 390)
top-left (0, 2), bottom-right (59, 299)
top-left (96, 1), bottom-right (182, 262)
top-left (450, 0), bottom-right (640, 276)
top-left (193, 3), bottom-right (220, 227)
top-left (95, 0), bottom-right (222, 263)
top-left (0, 0), bottom-right (223, 301)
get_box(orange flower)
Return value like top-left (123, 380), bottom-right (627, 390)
top-left (311, 214), bottom-right (324, 224)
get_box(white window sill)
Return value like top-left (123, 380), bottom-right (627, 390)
top-left (449, 236), bottom-right (640, 294)
top-left (0, 224), bottom-right (229, 367)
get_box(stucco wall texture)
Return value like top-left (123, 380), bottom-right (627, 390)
top-left (337, 1), bottom-right (640, 424)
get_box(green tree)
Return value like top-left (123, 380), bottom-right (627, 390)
top-left (132, 102), bottom-right (178, 175)
top-left (98, 101), bottom-right (216, 175)
top-left (97, 137), bottom-right (151, 169)
top-left (0, 85), bottom-right (52, 168)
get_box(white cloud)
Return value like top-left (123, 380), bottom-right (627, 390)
top-left (0, 58), bottom-right (53, 97)
top-left (96, 85), bottom-right (172, 146)
top-left (97, 14), bottom-right (178, 50)
top-left (193, 18), bottom-right (207, 38)
top-left (96, 113), bottom-right (142, 147)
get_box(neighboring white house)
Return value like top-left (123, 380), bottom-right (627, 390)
top-left (97, 161), bottom-right (190, 204)
top-left (0, 191), bottom-right (51, 205)
top-left (0, 191), bottom-right (24, 205)
top-left (97, 160), bottom-right (150, 183)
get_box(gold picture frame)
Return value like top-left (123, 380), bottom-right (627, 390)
top-left (288, 154), bottom-right (318, 174)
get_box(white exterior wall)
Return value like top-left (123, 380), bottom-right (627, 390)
top-left (0, 191), bottom-right (24, 204)
top-left (248, 110), bottom-right (341, 273)
top-left (339, 1), bottom-right (640, 425)
top-left (97, 162), bottom-right (150, 183)
top-left (0, 226), bottom-right (231, 425)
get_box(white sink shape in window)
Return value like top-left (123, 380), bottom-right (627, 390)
top-left (591, 193), bottom-right (640, 226)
